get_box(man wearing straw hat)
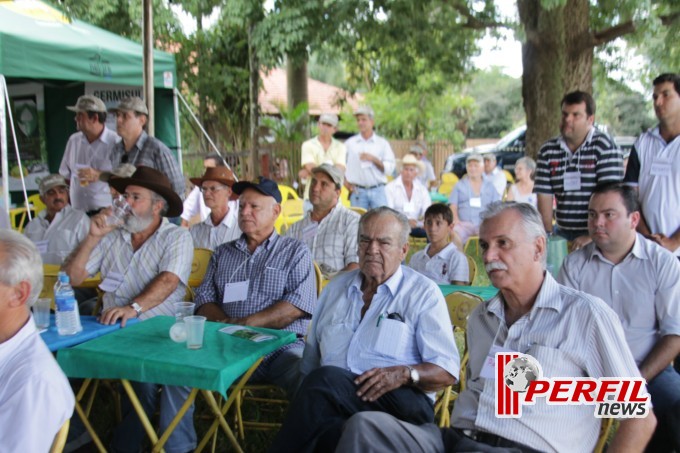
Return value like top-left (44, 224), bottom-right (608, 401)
top-left (386, 153), bottom-right (431, 237)
top-left (188, 166), bottom-right (241, 250)
top-left (63, 166), bottom-right (195, 453)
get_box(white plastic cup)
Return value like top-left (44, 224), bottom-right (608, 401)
top-left (32, 298), bottom-right (51, 329)
top-left (184, 316), bottom-right (206, 350)
top-left (173, 302), bottom-right (195, 322)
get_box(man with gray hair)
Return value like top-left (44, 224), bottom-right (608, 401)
top-left (0, 229), bottom-right (75, 451)
top-left (482, 153), bottom-right (507, 197)
top-left (344, 106), bottom-right (396, 210)
top-left (270, 206), bottom-right (459, 453)
top-left (285, 164), bottom-right (360, 279)
top-left (333, 202), bottom-right (656, 453)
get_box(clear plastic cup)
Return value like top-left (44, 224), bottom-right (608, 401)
top-left (106, 195), bottom-right (132, 226)
top-left (169, 302), bottom-right (196, 343)
top-left (32, 298), bottom-right (51, 329)
top-left (184, 316), bottom-right (206, 349)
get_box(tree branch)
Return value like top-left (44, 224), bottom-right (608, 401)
top-left (446, 1), bottom-right (510, 30)
top-left (593, 11), bottom-right (680, 47)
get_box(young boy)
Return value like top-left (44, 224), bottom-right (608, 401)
top-left (409, 203), bottom-right (470, 285)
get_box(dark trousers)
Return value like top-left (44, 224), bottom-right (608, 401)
top-left (269, 366), bottom-right (434, 453)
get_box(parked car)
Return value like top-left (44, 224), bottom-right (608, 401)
top-left (444, 125), bottom-right (635, 178)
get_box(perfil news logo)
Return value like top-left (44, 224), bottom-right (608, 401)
top-left (495, 353), bottom-right (650, 418)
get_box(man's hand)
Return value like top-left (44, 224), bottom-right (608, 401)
top-left (359, 153), bottom-right (378, 167)
top-left (408, 219), bottom-right (417, 229)
top-left (649, 233), bottom-right (680, 252)
top-left (354, 366), bottom-right (409, 402)
top-left (570, 235), bottom-right (592, 251)
top-left (99, 305), bottom-right (137, 327)
top-left (89, 208), bottom-right (118, 238)
top-left (77, 167), bottom-right (101, 184)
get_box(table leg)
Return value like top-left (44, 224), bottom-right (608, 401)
top-left (73, 378), bottom-right (107, 453)
top-left (195, 357), bottom-right (263, 452)
top-left (152, 388), bottom-right (199, 453)
top-left (120, 379), bottom-right (163, 453)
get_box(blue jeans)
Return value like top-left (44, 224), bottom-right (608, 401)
top-left (110, 383), bottom-right (196, 453)
top-left (350, 185), bottom-right (387, 210)
top-left (646, 365), bottom-right (680, 451)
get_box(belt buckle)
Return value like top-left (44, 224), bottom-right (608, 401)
top-left (462, 429), bottom-right (479, 441)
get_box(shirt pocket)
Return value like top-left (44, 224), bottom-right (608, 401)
top-left (527, 344), bottom-right (584, 379)
top-left (319, 322), bottom-right (354, 364)
top-left (372, 318), bottom-right (412, 359)
top-left (258, 267), bottom-right (287, 299)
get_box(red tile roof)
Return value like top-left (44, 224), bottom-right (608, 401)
top-left (259, 67), bottom-right (363, 116)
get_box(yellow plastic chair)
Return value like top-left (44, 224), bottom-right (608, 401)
top-left (503, 169), bottom-right (515, 184)
top-left (594, 418), bottom-right (615, 453)
top-left (278, 199), bottom-right (304, 233)
top-left (49, 419), bottom-right (70, 453)
top-left (434, 291), bottom-right (483, 427)
top-left (464, 235), bottom-right (480, 257)
top-left (348, 206), bottom-right (367, 216)
top-left (313, 261), bottom-right (322, 297)
top-left (438, 173), bottom-right (459, 198)
top-left (186, 248), bottom-right (213, 300)
top-left (465, 255), bottom-right (477, 286)
top-left (10, 193), bottom-right (45, 232)
top-left (277, 184), bottom-right (299, 201)
top-left (339, 186), bottom-right (351, 207)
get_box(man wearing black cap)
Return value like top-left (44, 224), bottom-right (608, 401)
top-left (194, 177), bottom-right (316, 397)
top-left (63, 166), bottom-right (195, 453)
top-left (59, 95), bottom-right (118, 214)
top-left (108, 97), bottom-right (185, 201)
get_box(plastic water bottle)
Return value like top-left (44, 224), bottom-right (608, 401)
top-left (54, 272), bottom-right (82, 335)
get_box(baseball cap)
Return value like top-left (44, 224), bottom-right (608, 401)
top-left (66, 95), bottom-right (107, 113)
top-left (354, 105), bottom-right (374, 118)
top-left (311, 164), bottom-right (344, 188)
top-left (108, 97), bottom-right (149, 116)
top-left (318, 113), bottom-right (339, 128)
top-left (232, 176), bottom-right (282, 203)
top-left (39, 174), bottom-right (69, 196)
top-left (466, 154), bottom-right (483, 164)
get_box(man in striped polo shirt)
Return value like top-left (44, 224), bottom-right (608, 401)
top-left (534, 91), bottom-right (624, 250)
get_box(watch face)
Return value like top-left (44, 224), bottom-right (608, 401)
top-left (410, 367), bottom-right (420, 384)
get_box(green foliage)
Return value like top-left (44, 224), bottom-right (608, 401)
top-left (465, 68), bottom-right (524, 138)
top-left (262, 102), bottom-right (310, 143)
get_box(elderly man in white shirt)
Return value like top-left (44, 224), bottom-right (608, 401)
top-left (24, 174), bottom-right (89, 265)
top-left (559, 182), bottom-right (680, 451)
top-left (181, 154), bottom-right (228, 226)
top-left (344, 106), bottom-right (396, 209)
top-left (386, 154), bottom-right (431, 237)
top-left (270, 207), bottom-right (458, 453)
top-left (482, 153), bottom-right (507, 198)
top-left (0, 230), bottom-right (75, 452)
top-left (188, 166), bottom-right (241, 250)
top-left (285, 164), bottom-right (359, 279)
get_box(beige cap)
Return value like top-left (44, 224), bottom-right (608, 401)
top-left (466, 153), bottom-right (483, 163)
top-left (66, 95), bottom-right (106, 113)
top-left (311, 164), bottom-right (344, 188)
top-left (318, 113), bottom-right (339, 127)
top-left (354, 105), bottom-right (374, 118)
top-left (108, 97), bottom-right (149, 116)
top-left (39, 174), bottom-right (68, 196)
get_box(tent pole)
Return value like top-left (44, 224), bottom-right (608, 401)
top-left (143, 0), bottom-right (155, 136)
top-left (0, 75), bottom-right (9, 215)
top-left (173, 88), bottom-right (183, 174)
top-left (1, 76), bottom-right (30, 221)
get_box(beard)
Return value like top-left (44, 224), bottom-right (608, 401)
top-left (123, 210), bottom-right (154, 233)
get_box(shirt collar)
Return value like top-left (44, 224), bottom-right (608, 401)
top-left (349, 265), bottom-right (404, 299)
top-left (589, 233), bottom-right (648, 264)
top-left (485, 272), bottom-right (563, 321)
top-left (133, 130), bottom-right (149, 151)
top-left (202, 201), bottom-right (238, 229)
top-left (559, 126), bottom-right (595, 153)
top-left (235, 229), bottom-right (279, 253)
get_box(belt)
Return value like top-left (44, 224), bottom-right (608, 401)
top-left (353, 183), bottom-right (385, 190)
top-left (457, 429), bottom-right (542, 452)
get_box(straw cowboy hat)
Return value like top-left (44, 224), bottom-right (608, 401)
top-left (397, 154), bottom-right (426, 174)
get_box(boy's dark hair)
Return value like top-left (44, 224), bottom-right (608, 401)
top-left (424, 203), bottom-right (453, 224)
top-left (561, 91), bottom-right (596, 116)
top-left (591, 182), bottom-right (639, 215)
top-left (653, 73), bottom-right (680, 96)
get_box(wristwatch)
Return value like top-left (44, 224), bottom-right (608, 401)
top-left (406, 366), bottom-right (420, 386)
top-left (130, 302), bottom-right (143, 317)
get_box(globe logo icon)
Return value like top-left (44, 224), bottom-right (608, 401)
top-left (504, 355), bottom-right (541, 393)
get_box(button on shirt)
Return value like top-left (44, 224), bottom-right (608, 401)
top-left (284, 204), bottom-right (360, 278)
top-left (345, 132), bottom-right (396, 186)
top-left (0, 318), bottom-right (74, 452)
top-left (111, 131), bottom-right (185, 200)
top-left (59, 128), bottom-right (118, 211)
top-left (385, 176), bottom-right (431, 225)
top-left (193, 232), bottom-right (316, 338)
top-left (624, 127), bottom-right (680, 255)
top-left (300, 266), bottom-right (459, 400)
top-left (448, 178), bottom-right (501, 226)
top-left (189, 200), bottom-right (241, 250)
top-left (301, 136), bottom-right (346, 200)
top-left (452, 274), bottom-right (642, 453)
top-left (534, 128), bottom-right (623, 231)
top-left (85, 219), bottom-right (193, 319)
top-left (558, 234), bottom-right (680, 365)
top-left (24, 205), bottom-right (90, 264)
top-left (409, 243), bottom-right (469, 285)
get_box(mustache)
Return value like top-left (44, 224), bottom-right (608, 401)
top-left (485, 261), bottom-right (508, 273)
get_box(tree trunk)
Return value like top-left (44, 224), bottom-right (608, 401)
top-left (248, 24), bottom-right (260, 179)
top-left (518, 0), bottom-right (593, 159)
top-left (286, 57), bottom-right (310, 136)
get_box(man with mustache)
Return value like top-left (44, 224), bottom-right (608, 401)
top-left (24, 174), bottom-right (89, 265)
top-left (63, 166), bottom-right (195, 453)
top-left (270, 207), bottom-right (459, 453)
top-left (332, 202), bottom-right (655, 453)
top-left (559, 182), bottom-right (680, 452)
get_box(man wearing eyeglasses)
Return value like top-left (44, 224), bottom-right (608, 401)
top-left (270, 207), bottom-right (458, 453)
top-left (63, 166), bottom-right (195, 453)
top-left (188, 167), bottom-right (241, 250)
top-left (108, 97), bottom-right (185, 202)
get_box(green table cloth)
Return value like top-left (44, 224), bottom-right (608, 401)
top-left (57, 316), bottom-right (296, 397)
top-left (429, 191), bottom-right (449, 203)
top-left (438, 284), bottom-right (498, 300)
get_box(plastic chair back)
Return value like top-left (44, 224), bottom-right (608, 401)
top-left (465, 255), bottom-right (477, 285)
top-left (277, 184), bottom-right (299, 201)
top-left (187, 248), bottom-right (213, 300)
top-left (49, 419), bottom-right (70, 453)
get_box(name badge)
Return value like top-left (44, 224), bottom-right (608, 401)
top-left (563, 171), bottom-right (581, 191)
top-left (470, 197), bottom-right (482, 208)
top-left (35, 239), bottom-right (49, 254)
top-left (302, 223), bottom-right (318, 242)
top-left (360, 160), bottom-right (373, 169)
top-left (650, 159), bottom-right (671, 177)
top-left (480, 345), bottom-right (517, 380)
top-left (223, 280), bottom-right (249, 304)
top-left (99, 272), bottom-right (125, 292)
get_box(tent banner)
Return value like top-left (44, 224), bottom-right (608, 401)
top-left (86, 82), bottom-right (143, 133)
top-left (1, 83), bottom-right (48, 192)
